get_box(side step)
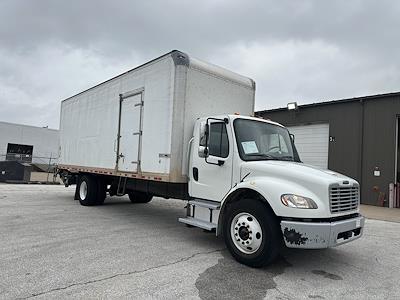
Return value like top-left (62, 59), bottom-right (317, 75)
top-left (188, 199), bottom-right (220, 210)
top-left (178, 199), bottom-right (220, 232)
top-left (178, 217), bottom-right (216, 231)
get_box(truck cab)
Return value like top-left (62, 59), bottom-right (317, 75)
top-left (180, 114), bottom-right (365, 267)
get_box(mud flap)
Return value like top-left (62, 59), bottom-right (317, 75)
top-left (74, 175), bottom-right (81, 200)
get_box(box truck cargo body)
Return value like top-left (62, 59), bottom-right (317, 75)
top-left (58, 51), bottom-right (364, 267)
top-left (59, 51), bottom-right (255, 184)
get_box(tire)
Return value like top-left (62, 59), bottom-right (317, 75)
top-left (128, 191), bottom-right (153, 203)
top-left (223, 199), bottom-right (281, 268)
top-left (77, 175), bottom-right (104, 206)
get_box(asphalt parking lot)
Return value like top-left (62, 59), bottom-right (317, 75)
top-left (0, 184), bottom-right (399, 300)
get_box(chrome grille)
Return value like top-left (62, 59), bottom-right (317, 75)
top-left (329, 185), bottom-right (359, 213)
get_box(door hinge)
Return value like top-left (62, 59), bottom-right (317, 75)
top-left (134, 101), bottom-right (144, 107)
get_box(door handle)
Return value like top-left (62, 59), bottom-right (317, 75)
top-left (193, 167), bottom-right (199, 181)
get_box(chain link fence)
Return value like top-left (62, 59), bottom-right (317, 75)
top-left (0, 153), bottom-right (60, 183)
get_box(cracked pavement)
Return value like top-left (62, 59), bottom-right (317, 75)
top-left (0, 184), bottom-right (399, 299)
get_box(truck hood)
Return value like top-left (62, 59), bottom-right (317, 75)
top-left (240, 160), bottom-right (359, 218)
top-left (241, 160), bottom-right (355, 186)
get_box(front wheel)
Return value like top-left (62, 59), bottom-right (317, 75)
top-left (223, 199), bottom-right (282, 267)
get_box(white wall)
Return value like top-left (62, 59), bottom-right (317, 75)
top-left (0, 121), bottom-right (59, 164)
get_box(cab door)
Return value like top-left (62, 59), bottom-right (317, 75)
top-left (189, 119), bottom-right (233, 201)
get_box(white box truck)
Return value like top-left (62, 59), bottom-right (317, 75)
top-left (58, 50), bottom-right (364, 267)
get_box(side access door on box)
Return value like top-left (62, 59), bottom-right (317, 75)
top-left (116, 89), bottom-right (144, 173)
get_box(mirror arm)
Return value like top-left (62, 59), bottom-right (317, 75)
top-left (205, 156), bottom-right (225, 166)
top-left (203, 116), bottom-right (229, 166)
top-left (204, 123), bottom-right (210, 156)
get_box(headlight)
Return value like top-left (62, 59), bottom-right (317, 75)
top-left (281, 194), bottom-right (318, 209)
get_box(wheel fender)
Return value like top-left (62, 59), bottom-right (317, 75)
top-left (217, 180), bottom-right (273, 236)
top-left (216, 176), bottom-right (321, 235)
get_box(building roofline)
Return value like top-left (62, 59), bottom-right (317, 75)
top-left (0, 121), bottom-right (59, 131)
top-left (256, 91), bottom-right (400, 114)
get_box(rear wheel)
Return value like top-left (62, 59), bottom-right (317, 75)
top-left (223, 199), bottom-right (281, 267)
top-left (128, 191), bottom-right (153, 203)
top-left (77, 175), bottom-right (104, 206)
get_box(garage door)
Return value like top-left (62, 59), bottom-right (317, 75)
top-left (286, 123), bottom-right (329, 169)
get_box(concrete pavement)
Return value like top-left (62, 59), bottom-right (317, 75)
top-left (360, 204), bottom-right (400, 223)
top-left (0, 184), bottom-right (399, 299)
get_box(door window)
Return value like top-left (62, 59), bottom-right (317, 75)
top-left (200, 122), bottom-right (229, 158)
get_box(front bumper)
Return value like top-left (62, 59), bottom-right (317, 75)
top-left (280, 215), bottom-right (365, 249)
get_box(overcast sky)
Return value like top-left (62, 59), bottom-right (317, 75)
top-left (1, 0), bottom-right (399, 129)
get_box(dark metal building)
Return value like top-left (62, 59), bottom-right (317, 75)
top-left (256, 92), bottom-right (400, 207)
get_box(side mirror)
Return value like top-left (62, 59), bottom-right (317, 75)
top-left (199, 122), bottom-right (206, 137)
top-left (198, 122), bottom-right (209, 158)
top-left (289, 133), bottom-right (295, 143)
top-left (198, 146), bottom-right (208, 158)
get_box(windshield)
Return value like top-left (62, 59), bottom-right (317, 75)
top-left (233, 119), bottom-right (295, 161)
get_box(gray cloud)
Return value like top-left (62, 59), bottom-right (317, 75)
top-left (1, 0), bottom-right (400, 128)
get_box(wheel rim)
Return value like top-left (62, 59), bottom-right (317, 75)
top-left (230, 212), bottom-right (263, 254)
top-left (79, 180), bottom-right (88, 200)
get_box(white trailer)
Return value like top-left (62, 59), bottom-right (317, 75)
top-left (58, 51), bottom-right (364, 267)
top-left (59, 51), bottom-right (254, 184)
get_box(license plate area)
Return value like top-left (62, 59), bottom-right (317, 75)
top-left (337, 227), bottom-right (361, 241)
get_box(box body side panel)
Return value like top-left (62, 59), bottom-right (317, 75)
top-left (59, 56), bottom-right (174, 176)
top-left (59, 52), bottom-right (256, 184)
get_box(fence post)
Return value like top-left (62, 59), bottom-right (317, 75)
top-left (389, 183), bottom-right (394, 208)
top-left (46, 153), bottom-right (52, 183)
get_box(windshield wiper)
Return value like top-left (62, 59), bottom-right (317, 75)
top-left (245, 153), bottom-right (279, 160)
top-left (246, 153), bottom-right (294, 161)
top-left (279, 156), bottom-right (295, 161)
